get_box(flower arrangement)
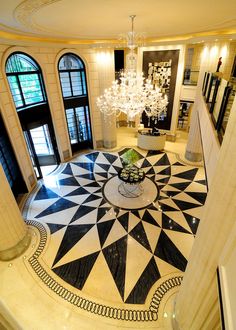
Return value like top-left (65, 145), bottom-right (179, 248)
top-left (119, 165), bottom-right (144, 182)
top-left (120, 149), bottom-right (144, 182)
top-left (122, 149), bottom-right (140, 166)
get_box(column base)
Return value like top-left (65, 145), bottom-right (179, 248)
top-left (0, 230), bottom-right (31, 261)
top-left (103, 140), bottom-right (117, 148)
top-left (185, 150), bottom-right (203, 162)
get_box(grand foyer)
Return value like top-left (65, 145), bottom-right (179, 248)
top-left (0, 1), bottom-right (236, 329)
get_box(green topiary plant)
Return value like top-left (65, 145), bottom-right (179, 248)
top-left (122, 149), bottom-right (140, 167)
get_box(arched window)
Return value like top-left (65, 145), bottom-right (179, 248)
top-left (58, 53), bottom-right (92, 152)
top-left (6, 52), bottom-right (46, 110)
top-left (5, 52), bottom-right (60, 179)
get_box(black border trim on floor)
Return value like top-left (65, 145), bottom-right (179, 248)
top-left (26, 220), bottom-right (182, 322)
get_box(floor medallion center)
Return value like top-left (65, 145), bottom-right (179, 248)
top-left (103, 175), bottom-right (159, 210)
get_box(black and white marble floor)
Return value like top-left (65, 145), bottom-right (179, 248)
top-left (25, 148), bottom-right (207, 313)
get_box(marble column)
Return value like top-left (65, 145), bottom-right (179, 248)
top-left (185, 104), bottom-right (203, 162)
top-left (0, 165), bottom-right (30, 261)
top-left (174, 96), bottom-right (236, 329)
top-left (97, 49), bottom-right (117, 149)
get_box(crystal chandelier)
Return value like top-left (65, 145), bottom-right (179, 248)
top-left (96, 16), bottom-right (168, 122)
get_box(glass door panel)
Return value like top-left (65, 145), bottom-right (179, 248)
top-left (66, 108), bottom-right (78, 144)
top-left (24, 124), bottom-right (59, 179)
top-left (65, 106), bottom-right (92, 152)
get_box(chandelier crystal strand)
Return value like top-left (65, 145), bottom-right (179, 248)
top-left (97, 15), bottom-right (168, 122)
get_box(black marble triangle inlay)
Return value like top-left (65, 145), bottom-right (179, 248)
top-left (72, 162), bottom-right (94, 172)
top-left (117, 212), bottom-right (129, 231)
top-left (158, 201), bottom-right (179, 212)
top-left (61, 163), bottom-right (73, 175)
top-left (154, 230), bottom-right (187, 272)
top-left (85, 152), bottom-right (99, 162)
top-left (46, 223), bottom-right (66, 234)
top-left (59, 177), bottom-right (79, 186)
top-left (35, 198), bottom-right (78, 218)
top-left (77, 173), bottom-right (96, 181)
top-left (125, 256), bottom-right (160, 304)
top-left (103, 235), bottom-right (128, 300)
top-left (172, 198), bottom-right (200, 211)
top-left (97, 207), bottom-right (111, 222)
top-left (146, 167), bottom-right (155, 175)
top-left (142, 158), bottom-right (153, 168)
top-left (129, 222), bottom-right (152, 252)
top-left (70, 205), bottom-right (97, 224)
top-left (97, 220), bottom-right (115, 247)
top-left (154, 154), bottom-right (170, 166)
top-left (52, 224), bottom-right (95, 266)
top-left (147, 150), bottom-right (163, 157)
top-left (183, 212), bottom-right (200, 235)
top-left (142, 210), bottom-right (160, 227)
top-left (196, 179), bottom-right (207, 186)
top-left (162, 213), bottom-right (191, 234)
top-left (34, 185), bottom-right (59, 200)
top-left (96, 172), bottom-right (108, 179)
top-left (65, 187), bottom-right (89, 197)
top-left (103, 152), bottom-right (118, 164)
top-left (53, 251), bottom-right (100, 290)
top-left (82, 194), bottom-right (102, 204)
top-left (96, 163), bottom-right (110, 172)
top-left (168, 182), bottom-right (191, 191)
top-left (158, 166), bottom-right (171, 176)
top-left (174, 168), bottom-right (198, 181)
top-left (173, 162), bottom-right (185, 166)
top-left (185, 192), bottom-right (207, 205)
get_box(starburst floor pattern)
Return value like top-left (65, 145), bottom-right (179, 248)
top-left (26, 148), bottom-right (207, 307)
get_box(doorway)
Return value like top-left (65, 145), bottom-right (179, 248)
top-left (24, 123), bottom-right (59, 179)
top-left (65, 106), bottom-right (92, 153)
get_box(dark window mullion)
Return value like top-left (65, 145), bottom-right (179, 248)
top-left (38, 73), bottom-right (46, 102)
top-left (73, 108), bottom-right (80, 140)
top-left (7, 71), bottom-right (40, 76)
top-left (15, 74), bottom-right (26, 108)
top-left (80, 72), bottom-right (85, 95)
top-left (83, 106), bottom-right (89, 140)
top-left (68, 72), bottom-right (74, 97)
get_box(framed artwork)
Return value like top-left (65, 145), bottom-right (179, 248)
top-left (206, 74), bottom-right (218, 104)
top-left (209, 77), bottom-right (221, 113)
top-left (211, 79), bottom-right (228, 127)
top-left (142, 50), bottom-right (180, 130)
top-left (203, 72), bottom-right (211, 96)
top-left (216, 82), bottom-right (236, 143)
top-left (202, 72), bottom-right (207, 94)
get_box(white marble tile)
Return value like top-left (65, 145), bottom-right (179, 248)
top-left (124, 236), bottom-right (152, 301)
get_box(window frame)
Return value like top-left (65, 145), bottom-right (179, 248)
top-left (5, 52), bottom-right (47, 110)
top-left (58, 53), bottom-right (87, 99)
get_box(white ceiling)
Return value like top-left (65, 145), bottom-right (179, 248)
top-left (0, 0), bottom-right (236, 44)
